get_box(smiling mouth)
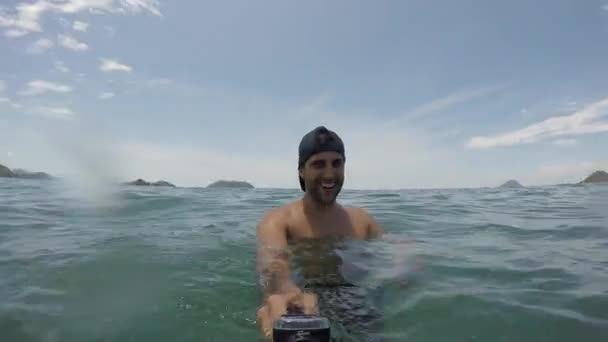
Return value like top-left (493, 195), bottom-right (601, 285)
top-left (321, 182), bottom-right (336, 190)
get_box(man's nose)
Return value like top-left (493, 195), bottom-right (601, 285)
top-left (322, 167), bottom-right (337, 179)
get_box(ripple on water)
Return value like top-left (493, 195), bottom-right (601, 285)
top-left (1, 182), bottom-right (607, 341)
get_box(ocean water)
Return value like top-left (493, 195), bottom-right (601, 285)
top-left (1, 178), bottom-right (607, 341)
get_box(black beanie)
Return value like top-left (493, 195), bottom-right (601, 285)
top-left (298, 126), bottom-right (345, 190)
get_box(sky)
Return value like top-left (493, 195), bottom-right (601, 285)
top-left (1, 0), bottom-right (608, 189)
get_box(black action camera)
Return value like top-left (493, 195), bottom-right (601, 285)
top-left (272, 314), bottom-right (331, 342)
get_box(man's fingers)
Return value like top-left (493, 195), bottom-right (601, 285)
top-left (267, 294), bottom-right (289, 320)
top-left (257, 291), bottom-right (320, 339)
top-left (295, 292), bottom-right (319, 315)
top-left (257, 305), bottom-right (272, 338)
top-left (257, 294), bottom-right (290, 340)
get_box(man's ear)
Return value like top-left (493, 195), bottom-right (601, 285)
top-left (298, 167), bottom-right (306, 191)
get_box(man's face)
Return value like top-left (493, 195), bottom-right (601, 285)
top-left (299, 151), bottom-right (345, 205)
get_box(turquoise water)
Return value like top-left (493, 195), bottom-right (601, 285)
top-left (1, 178), bottom-right (607, 341)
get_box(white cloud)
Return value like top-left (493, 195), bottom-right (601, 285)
top-left (0, 11), bottom-right (12, 26)
top-left (1, 96), bottom-right (22, 109)
top-left (56, 17), bottom-right (70, 28)
top-left (4, 29), bottom-right (28, 37)
top-left (0, 93), bottom-right (22, 109)
top-left (382, 84), bottom-right (508, 126)
top-left (72, 20), bottom-right (88, 32)
top-left (20, 80), bottom-right (72, 96)
top-left (1, 0), bottom-right (160, 37)
top-left (1, 85), bottom-right (23, 107)
top-left (99, 58), bottom-right (133, 72)
top-left (26, 37), bottom-right (54, 54)
top-left (467, 97), bottom-right (608, 149)
top-left (59, 0), bottom-right (161, 15)
top-left (58, 0), bottom-right (113, 13)
top-left (4, 1), bottom-right (51, 32)
top-left (603, 4), bottom-right (608, 11)
top-left (552, 139), bottom-right (579, 147)
top-left (99, 92), bottom-right (115, 99)
top-left (7, 151), bottom-right (15, 158)
top-left (118, 0), bottom-right (161, 16)
top-left (54, 60), bottom-right (70, 73)
top-left (58, 34), bottom-right (88, 52)
top-left (34, 106), bottom-right (74, 120)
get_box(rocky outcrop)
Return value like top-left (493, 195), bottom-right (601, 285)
top-left (124, 178), bottom-right (149, 186)
top-left (580, 170), bottom-right (608, 184)
top-left (207, 180), bottom-right (254, 189)
top-left (0, 164), bottom-right (52, 179)
top-left (151, 180), bottom-right (175, 187)
top-left (0, 164), bottom-right (13, 177)
top-left (499, 180), bottom-right (524, 188)
top-left (12, 169), bottom-right (52, 179)
top-left (123, 178), bottom-right (176, 187)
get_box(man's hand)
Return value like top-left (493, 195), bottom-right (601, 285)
top-left (256, 291), bottom-right (319, 340)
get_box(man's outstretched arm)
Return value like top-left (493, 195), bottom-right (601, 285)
top-left (256, 209), bottom-right (320, 339)
top-left (256, 209), bottom-right (301, 298)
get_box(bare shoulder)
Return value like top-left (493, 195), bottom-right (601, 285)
top-left (344, 206), bottom-right (383, 238)
top-left (256, 201), bottom-right (298, 235)
top-left (257, 207), bottom-right (286, 230)
top-left (343, 206), bottom-right (373, 221)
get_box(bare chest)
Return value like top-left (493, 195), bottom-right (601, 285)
top-left (286, 212), bottom-right (368, 241)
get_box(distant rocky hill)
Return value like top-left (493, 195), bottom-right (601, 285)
top-left (12, 168), bottom-right (52, 179)
top-left (499, 180), bottom-right (524, 188)
top-left (0, 164), bottom-right (12, 177)
top-left (0, 164), bottom-right (52, 179)
top-left (579, 170), bottom-right (608, 184)
top-left (207, 180), bottom-right (254, 189)
top-left (123, 178), bottom-right (176, 187)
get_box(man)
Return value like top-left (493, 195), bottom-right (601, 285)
top-left (256, 126), bottom-right (383, 339)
